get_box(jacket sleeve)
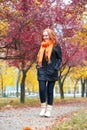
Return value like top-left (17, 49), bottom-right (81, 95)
top-left (54, 44), bottom-right (62, 70)
top-left (36, 61), bottom-right (40, 69)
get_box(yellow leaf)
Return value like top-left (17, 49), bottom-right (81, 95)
top-left (35, 0), bottom-right (40, 5)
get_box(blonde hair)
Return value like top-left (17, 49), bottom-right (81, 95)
top-left (42, 28), bottom-right (57, 43)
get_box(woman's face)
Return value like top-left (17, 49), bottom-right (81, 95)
top-left (43, 31), bottom-right (50, 41)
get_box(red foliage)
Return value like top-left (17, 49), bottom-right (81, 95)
top-left (0, 0), bottom-right (86, 70)
top-left (54, 0), bottom-right (86, 38)
top-left (0, 0), bottom-right (86, 69)
top-left (0, 0), bottom-right (55, 69)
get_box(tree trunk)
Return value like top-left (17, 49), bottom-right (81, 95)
top-left (81, 78), bottom-right (85, 97)
top-left (58, 66), bottom-right (71, 99)
top-left (85, 79), bottom-right (87, 97)
top-left (58, 70), bottom-right (64, 99)
top-left (16, 70), bottom-right (21, 97)
top-left (20, 70), bottom-right (26, 103)
top-left (74, 80), bottom-right (78, 98)
top-left (59, 83), bottom-right (64, 99)
top-left (58, 76), bottom-right (64, 99)
top-left (74, 86), bottom-right (76, 98)
top-left (81, 82), bottom-right (85, 97)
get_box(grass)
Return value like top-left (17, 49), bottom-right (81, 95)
top-left (0, 97), bottom-right (40, 108)
top-left (0, 97), bottom-right (86, 108)
top-left (53, 109), bottom-right (87, 130)
top-left (0, 96), bottom-right (62, 108)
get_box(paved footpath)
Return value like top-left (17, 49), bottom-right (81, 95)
top-left (0, 100), bottom-right (87, 130)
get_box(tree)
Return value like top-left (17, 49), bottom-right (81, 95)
top-left (54, 1), bottom-right (87, 98)
top-left (0, 0), bottom-right (55, 103)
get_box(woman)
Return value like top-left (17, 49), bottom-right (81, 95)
top-left (36, 28), bottom-right (62, 117)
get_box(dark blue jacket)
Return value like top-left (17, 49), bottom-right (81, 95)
top-left (36, 44), bottom-right (62, 81)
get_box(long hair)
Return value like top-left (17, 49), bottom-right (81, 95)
top-left (41, 28), bottom-right (57, 44)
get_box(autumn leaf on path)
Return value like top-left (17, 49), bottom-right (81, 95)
top-left (22, 127), bottom-right (32, 130)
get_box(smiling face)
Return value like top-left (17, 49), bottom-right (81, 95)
top-left (42, 31), bottom-right (50, 42)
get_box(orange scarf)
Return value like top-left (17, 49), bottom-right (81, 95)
top-left (37, 40), bottom-right (55, 67)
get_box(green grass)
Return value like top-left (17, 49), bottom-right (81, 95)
top-left (0, 97), bottom-right (40, 108)
top-left (53, 110), bottom-right (87, 130)
top-left (0, 97), bottom-right (76, 107)
top-left (0, 97), bottom-right (86, 108)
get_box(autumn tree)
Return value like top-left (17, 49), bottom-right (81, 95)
top-left (0, 0), bottom-right (55, 103)
top-left (53, 0), bottom-right (87, 98)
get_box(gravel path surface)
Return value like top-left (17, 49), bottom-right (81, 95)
top-left (0, 100), bottom-right (87, 130)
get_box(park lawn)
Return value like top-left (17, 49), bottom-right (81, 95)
top-left (0, 97), bottom-right (83, 108)
top-left (0, 97), bottom-right (86, 108)
top-left (0, 97), bottom-right (40, 108)
top-left (53, 109), bottom-right (87, 130)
